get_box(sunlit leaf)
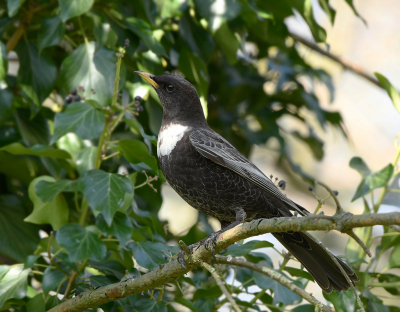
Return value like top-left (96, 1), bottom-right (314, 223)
top-left (7, 0), bottom-right (25, 17)
top-left (58, 0), bottom-right (94, 22)
top-left (56, 223), bottom-right (107, 262)
top-left (350, 157), bottom-right (394, 201)
top-left (375, 73), bottom-right (400, 114)
top-left (77, 146), bottom-right (97, 175)
top-left (59, 42), bottom-right (125, 106)
top-left (25, 176), bottom-right (69, 230)
top-left (0, 266), bottom-right (29, 308)
top-left (119, 139), bottom-right (159, 174)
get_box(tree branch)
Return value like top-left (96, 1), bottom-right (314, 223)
top-left (214, 256), bottom-right (333, 312)
top-left (48, 212), bottom-right (400, 312)
top-left (289, 33), bottom-right (382, 88)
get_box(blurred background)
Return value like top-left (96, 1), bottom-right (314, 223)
top-left (159, 0), bottom-right (400, 304)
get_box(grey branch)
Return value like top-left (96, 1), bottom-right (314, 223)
top-left (48, 211), bottom-right (400, 312)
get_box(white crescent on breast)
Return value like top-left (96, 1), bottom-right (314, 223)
top-left (157, 124), bottom-right (188, 157)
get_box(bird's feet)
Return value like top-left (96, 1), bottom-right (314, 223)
top-left (177, 241), bottom-right (201, 270)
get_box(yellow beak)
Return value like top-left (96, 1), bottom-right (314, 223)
top-left (135, 71), bottom-right (159, 88)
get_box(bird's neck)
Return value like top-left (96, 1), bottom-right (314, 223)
top-left (161, 104), bottom-right (209, 130)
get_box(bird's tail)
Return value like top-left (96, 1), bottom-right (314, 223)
top-left (273, 231), bottom-right (359, 293)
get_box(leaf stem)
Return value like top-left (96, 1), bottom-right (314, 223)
top-left (102, 151), bottom-right (120, 161)
top-left (78, 200), bottom-right (89, 226)
top-left (202, 262), bottom-right (242, 312)
top-left (78, 16), bottom-right (88, 44)
top-left (242, 289), bottom-right (267, 312)
top-left (111, 50), bottom-right (124, 109)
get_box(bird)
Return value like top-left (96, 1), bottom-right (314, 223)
top-left (135, 71), bottom-right (359, 293)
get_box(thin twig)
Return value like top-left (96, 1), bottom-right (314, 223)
top-left (315, 181), bottom-right (343, 214)
top-left (202, 262), bottom-right (241, 312)
top-left (214, 256), bottom-right (332, 312)
top-left (289, 33), bottom-right (381, 88)
top-left (345, 230), bottom-right (372, 257)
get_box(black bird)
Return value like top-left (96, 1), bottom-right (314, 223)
top-left (135, 71), bottom-right (358, 293)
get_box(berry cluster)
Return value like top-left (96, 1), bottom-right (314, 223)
top-left (65, 88), bottom-right (81, 104)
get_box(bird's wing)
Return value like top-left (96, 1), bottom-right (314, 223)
top-left (189, 129), bottom-right (307, 215)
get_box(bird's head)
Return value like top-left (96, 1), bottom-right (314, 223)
top-left (135, 71), bottom-right (207, 126)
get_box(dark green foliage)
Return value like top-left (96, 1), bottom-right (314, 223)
top-left (0, 0), bottom-right (398, 311)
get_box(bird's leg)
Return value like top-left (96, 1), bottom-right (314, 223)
top-left (203, 208), bottom-right (247, 258)
top-left (177, 209), bottom-right (246, 269)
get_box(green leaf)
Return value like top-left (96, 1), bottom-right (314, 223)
top-left (382, 174), bottom-right (400, 208)
top-left (42, 268), bottom-right (67, 293)
top-left (0, 88), bottom-right (13, 127)
top-left (58, 0), bottom-right (94, 22)
top-left (127, 241), bottom-right (180, 270)
top-left (26, 294), bottom-right (46, 312)
top-left (38, 15), bottom-right (65, 51)
top-left (213, 22), bottom-right (239, 65)
top-left (292, 305), bottom-right (315, 312)
top-left (350, 157), bottom-right (394, 201)
top-left (7, 0), bottom-right (25, 17)
top-left (119, 139), bottom-right (159, 173)
top-left (226, 240), bottom-right (273, 257)
top-left (380, 228), bottom-right (400, 255)
top-left (87, 259), bottom-right (127, 279)
top-left (323, 289), bottom-right (355, 312)
top-left (0, 142), bottom-right (71, 159)
top-left (345, 199), bottom-right (371, 264)
top-left (59, 42), bottom-right (125, 106)
top-left (152, 0), bottom-right (188, 20)
top-left (25, 176), bottom-right (69, 230)
top-left (0, 41), bottom-right (8, 81)
top-left (15, 41), bottom-right (57, 107)
top-left (193, 285), bottom-right (223, 302)
top-left (284, 267), bottom-right (314, 281)
top-left (77, 146), bottom-right (97, 175)
top-left (375, 73), bottom-right (400, 114)
top-left (45, 295), bottom-right (62, 310)
top-left (178, 49), bottom-right (209, 116)
top-left (344, 0), bottom-right (366, 24)
top-left (253, 271), bottom-right (301, 305)
top-left (0, 265), bottom-right (29, 308)
top-left (35, 179), bottom-right (81, 202)
top-left (194, 0), bottom-right (242, 31)
top-left (135, 299), bottom-right (167, 312)
top-left (377, 274), bottom-right (400, 296)
top-left (125, 17), bottom-right (167, 57)
top-left (124, 118), bottom-right (157, 146)
top-left (96, 212), bottom-right (133, 246)
top-left (174, 297), bottom-right (200, 312)
top-left (0, 195), bottom-right (40, 262)
top-left (15, 108), bottom-right (50, 146)
top-left (81, 170), bottom-right (133, 225)
top-left (51, 102), bottom-right (105, 144)
top-left (389, 244), bottom-right (400, 269)
top-left (56, 223), bottom-right (107, 262)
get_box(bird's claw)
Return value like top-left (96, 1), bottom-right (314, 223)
top-left (203, 231), bottom-right (221, 259)
top-left (177, 251), bottom-right (188, 270)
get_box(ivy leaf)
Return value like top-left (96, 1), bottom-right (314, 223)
top-left (226, 240), bottom-right (273, 257)
top-left (323, 289), bottom-right (356, 312)
top-left (344, 0), bottom-right (366, 24)
top-left (125, 17), bottom-right (167, 57)
top-left (42, 268), bottom-right (67, 293)
top-left (81, 170), bottom-right (133, 225)
top-left (0, 142), bottom-right (71, 159)
top-left (56, 223), bottom-right (107, 262)
top-left (35, 178), bottom-right (81, 202)
top-left (59, 42), bottom-right (125, 107)
top-left (38, 15), bottom-right (65, 51)
top-left (350, 157), bottom-right (394, 201)
top-left (25, 176), bottom-right (69, 230)
top-left (0, 196), bottom-right (40, 262)
top-left (96, 212), bottom-right (133, 246)
top-left (77, 146), bottom-right (97, 175)
top-left (51, 102), bottom-right (105, 144)
top-left (0, 266), bottom-right (30, 308)
top-left (253, 271), bottom-right (301, 305)
top-left (135, 299), bottom-right (167, 312)
top-left (58, 0), bottom-right (94, 22)
top-left (119, 139), bottom-right (159, 174)
top-left (127, 241), bottom-right (180, 270)
top-left (15, 41), bottom-right (57, 107)
top-left (193, 285), bottom-right (223, 302)
top-left (174, 297), bottom-right (200, 312)
top-left (0, 88), bottom-right (14, 127)
top-left (0, 41), bottom-right (7, 81)
top-left (7, 0), bottom-right (25, 17)
top-left (375, 73), bottom-right (400, 114)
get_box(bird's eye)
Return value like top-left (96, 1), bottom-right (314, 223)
top-left (166, 84), bottom-right (175, 93)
